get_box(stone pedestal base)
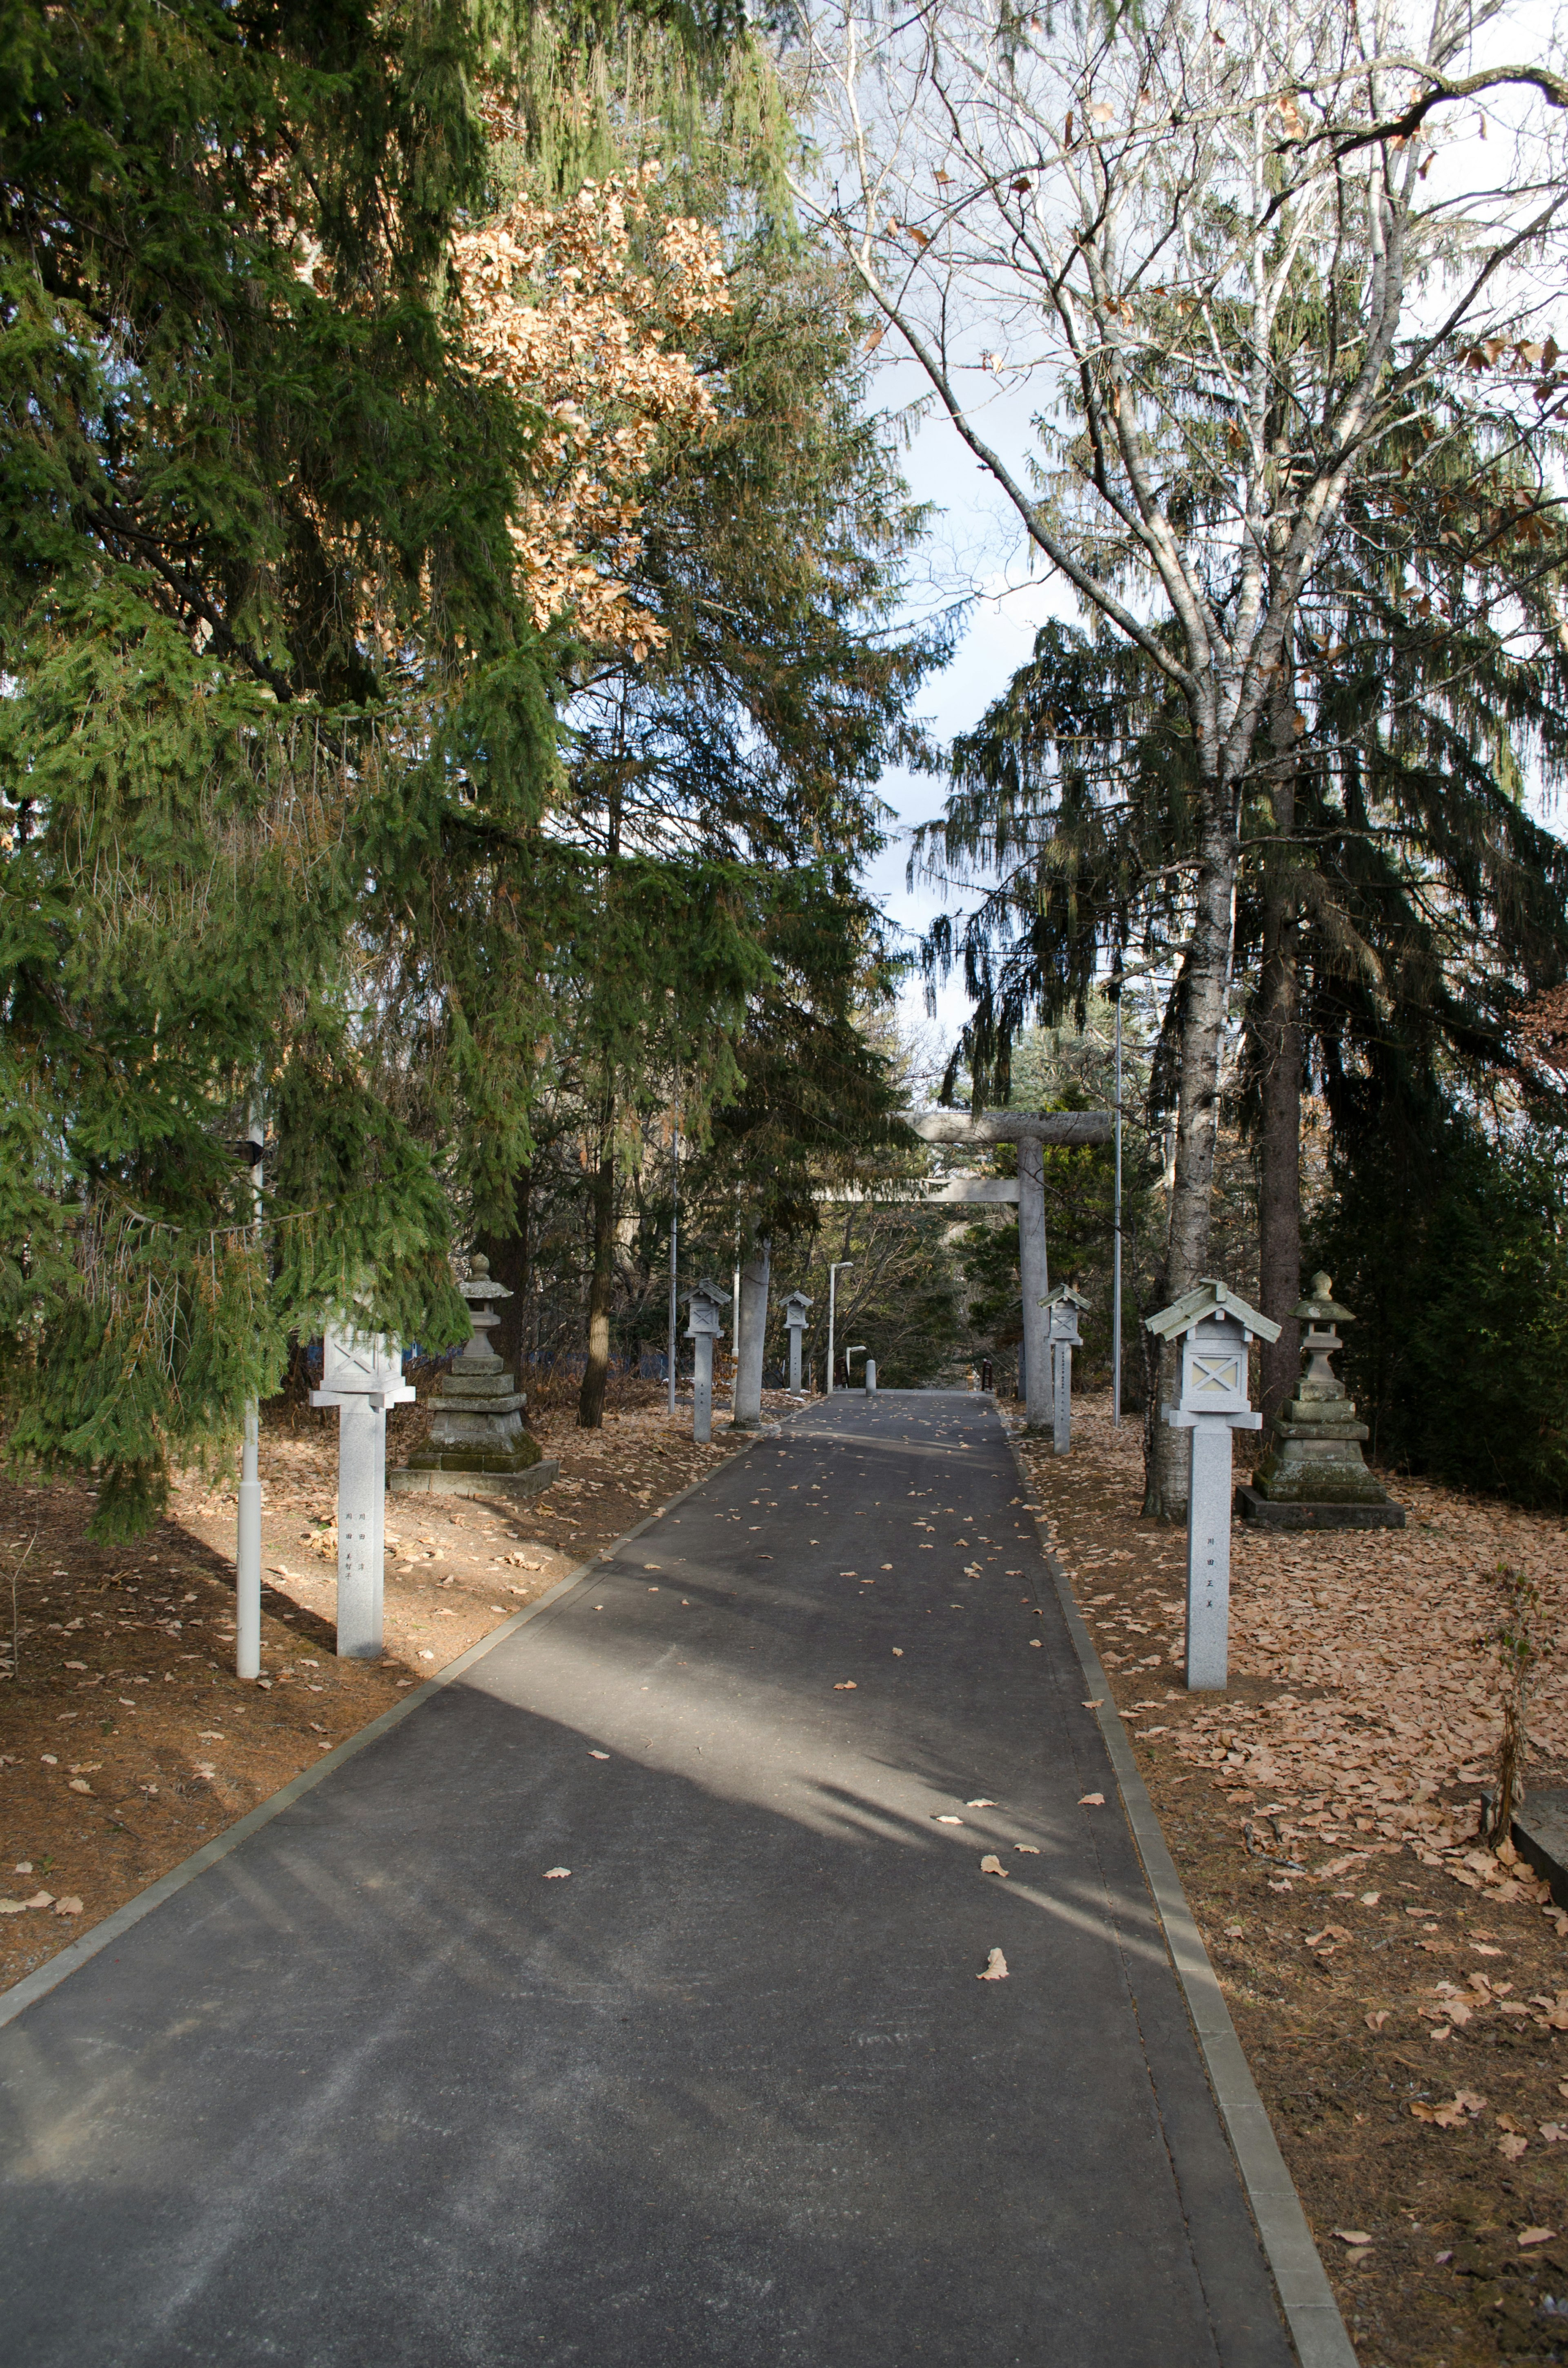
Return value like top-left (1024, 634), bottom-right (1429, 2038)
top-left (1488, 1786), bottom-right (1568, 1914)
top-left (1235, 1484), bottom-right (1405, 1530)
top-left (393, 1335), bottom-right (549, 1494)
top-left (389, 1458), bottom-right (559, 1503)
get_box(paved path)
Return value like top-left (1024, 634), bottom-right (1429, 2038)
top-left (1, 1394), bottom-right (1294, 2367)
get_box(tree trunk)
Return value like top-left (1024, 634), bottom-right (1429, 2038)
top-left (733, 1234), bottom-right (771, 1429)
top-left (477, 1165), bottom-right (532, 1378)
top-left (577, 1110), bottom-right (616, 1430)
top-left (1257, 662), bottom-right (1303, 1425)
top-left (1147, 785), bottom-right (1241, 1517)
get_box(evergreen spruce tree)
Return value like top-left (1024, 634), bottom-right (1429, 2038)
top-left (0, 0), bottom-right (559, 1525)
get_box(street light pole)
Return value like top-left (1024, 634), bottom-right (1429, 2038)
top-left (667, 1108), bottom-right (679, 1419)
top-left (827, 1260), bottom-right (852, 1395)
top-left (236, 1093), bottom-right (264, 1682)
top-left (1113, 992), bottom-right (1123, 1427)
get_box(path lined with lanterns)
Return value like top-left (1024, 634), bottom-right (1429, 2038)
top-left (0, 1389), bottom-right (1312, 2367)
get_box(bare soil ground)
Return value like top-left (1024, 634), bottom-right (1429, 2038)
top-left (1019, 1392), bottom-right (1568, 2368)
top-left (0, 1378), bottom-right (767, 1993)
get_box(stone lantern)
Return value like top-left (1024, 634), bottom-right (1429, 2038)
top-left (311, 1322), bottom-right (416, 1659)
top-left (1041, 1285), bottom-right (1090, 1456)
top-left (1240, 1273), bottom-right (1404, 1529)
top-left (390, 1255), bottom-right (556, 1502)
top-left (1147, 1280), bottom-right (1281, 1690)
top-left (685, 1279), bottom-right (728, 1443)
top-left (783, 1290), bottom-right (813, 1396)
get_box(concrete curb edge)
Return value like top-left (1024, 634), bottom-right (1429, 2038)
top-left (1007, 1427), bottom-right (1357, 2368)
top-left (0, 1434), bottom-right (748, 2034)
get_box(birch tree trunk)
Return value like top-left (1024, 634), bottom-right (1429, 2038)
top-left (733, 1234), bottom-right (771, 1429)
top-left (1257, 667), bottom-right (1304, 1425)
top-left (1150, 776), bottom-right (1242, 1514)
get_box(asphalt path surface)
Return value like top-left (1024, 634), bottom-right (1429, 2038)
top-left (0, 1391), bottom-right (1292, 2367)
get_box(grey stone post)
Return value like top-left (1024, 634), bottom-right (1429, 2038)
top-left (685, 1282), bottom-right (725, 1444)
top-left (1183, 1422), bottom-right (1236, 1688)
top-left (311, 1324), bottom-right (414, 1661)
top-left (783, 1291), bottom-right (812, 1394)
top-left (864, 1357), bottom-right (877, 1393)
top-left (693, 1335), bottom-right (714, 1443)
top-left (733, 1237), bottom-right (770, 1429)
top-left (335, 1401), bottom-right (387, 1658)
top-left (1147, 1281), bottom-right (1281, 1692)
top-left (1042, 1286), bottom-right (1087, 1458)
top-left (1018, 1138), bottom-right (1051, 1431)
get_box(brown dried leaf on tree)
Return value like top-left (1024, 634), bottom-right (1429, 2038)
top-left (450, 125), bottom-right (731, 658)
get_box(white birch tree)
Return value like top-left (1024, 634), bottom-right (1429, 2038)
top-left (786, 0), bottom-right (1568, 1493)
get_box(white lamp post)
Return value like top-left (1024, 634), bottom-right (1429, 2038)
top-left (666, 1113), bottom-right (680, 1419)
top-left (235, 1097), bottom-right (265, 1682)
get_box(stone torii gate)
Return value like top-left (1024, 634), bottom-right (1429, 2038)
top-left (904, 1109), bottom-right (1114, 1433)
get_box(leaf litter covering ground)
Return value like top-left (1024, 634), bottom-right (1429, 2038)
top-left (0, 1381), bottom-right (749, 1994)
top-left (1020, 1393), bottom-right (1568, 2367)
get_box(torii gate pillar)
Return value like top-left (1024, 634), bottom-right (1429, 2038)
top-left (904, 1108), bottom-right (1114, 1438)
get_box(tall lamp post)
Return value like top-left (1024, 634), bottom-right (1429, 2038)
top-left (236, 1096), bottom-right (265, 1682)
top-left (1113, 991), bottom-right (1123, 1427)
top-left (827, 1260), bottom-right (853, 1395)
top-left (666, 1109), bottom-right (680, 1419)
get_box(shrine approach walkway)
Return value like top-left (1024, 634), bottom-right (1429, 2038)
top-left (0, 1391), bottom-right (1303, 2367)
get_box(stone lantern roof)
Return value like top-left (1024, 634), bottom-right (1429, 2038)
top-left (1146, 1278), bottom-right (1281, 1345)
top-left (1292, 1270), bottom-right (1356, 1326)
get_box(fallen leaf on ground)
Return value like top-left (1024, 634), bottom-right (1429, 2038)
top-left (892, 1647), bottom-right (904, 1656)
top-left (977, 1948), bottom-right (1009, 1981)
top-left (935, 1815), bottom-right (963, 1824)
top-left (1365, 2010), bottom-right (1390, 2031)
top-left (1499, 2134), bottom-right (1529, 2160)
top-left (67, 1778), bottom-right (91, 1794)
top-left (1079, 1792), bottom-right (1105, 1807)
top-left (1081, 1699), bottom-right (1103, 1709)
top-left (543, 1867), bottom-right (571, 1880)
top-left (1412, 2089), bottom-right (1487, 2128)
top-left (1540, 2123), bottom-right (1568, 2143)
top-left (979, 1855), bottom-right (1009, 1877)
top-left (1016, 1844), bottom-right (1040, 1855)
top-left (1332, 2230), bottom-right (1373, 2246)
top-left (52, 1895), bottom-right (82, 1917)
top-left (1029, 1638), bottom-right (1042, 1647)
top-left (590, 1751), bottom-right (610, 1760)
top-left (968, 1799), bottom-right (996, 1807)
top-left (1520, 2228), bottom-right (1557, 2248)
top-left (833, 1681), bottom-right (858, 1691)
